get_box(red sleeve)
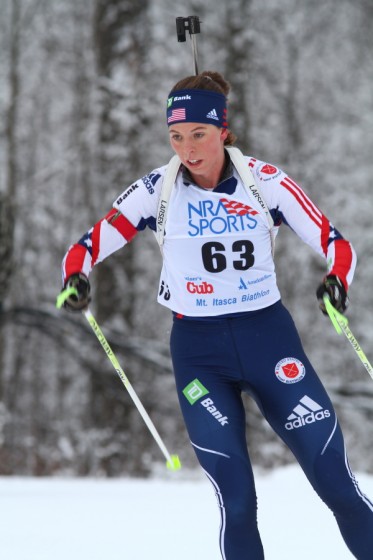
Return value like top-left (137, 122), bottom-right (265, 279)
top-left (62, 209), bottom-right (138, 283)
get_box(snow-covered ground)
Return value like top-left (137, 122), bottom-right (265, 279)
top-left (1, 464), bottom-right (372, 559)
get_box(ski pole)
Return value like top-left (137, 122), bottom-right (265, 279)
top-left (176, 15), bottom-right (201, 75)
top-left (56, 288), bottom-right (181, 471)
top-left (323, 295), bottom-right (373, 381)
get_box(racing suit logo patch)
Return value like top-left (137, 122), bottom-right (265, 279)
top-left (183, 378), bottom-right (209, 405)
top-left (275, 357), bottom-right (306, 384)
top-left (285, 395), bottom-right (331, 430)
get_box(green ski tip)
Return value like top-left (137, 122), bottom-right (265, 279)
top-left (166, 455), bottom-right (182, 471)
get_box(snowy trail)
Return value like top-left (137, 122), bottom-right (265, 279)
top-left (0, 465), bottom-right (372, 559)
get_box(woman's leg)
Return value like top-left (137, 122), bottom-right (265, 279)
top-left (233, 302), bottom-right (373, 560)
top-left (170, 317), bottom-right (264, 560)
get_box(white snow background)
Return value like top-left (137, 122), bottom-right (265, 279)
top-left (1, 464), bottom-right (372, 559)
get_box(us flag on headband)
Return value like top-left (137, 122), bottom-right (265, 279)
top-left (168, 108), bottom-right (186, 123)
top-left (221, 198), bottom-right (259, 217)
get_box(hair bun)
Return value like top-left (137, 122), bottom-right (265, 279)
top-left (200, 71), bottom-right (231, 96)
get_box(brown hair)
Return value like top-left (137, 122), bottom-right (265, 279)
top-left (170, 71), bottom-right (237, 146)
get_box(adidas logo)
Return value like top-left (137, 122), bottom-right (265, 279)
top-left (285, 395), bottom-right (330, 430)
top-left (206, 108), bottom-right (219, 121)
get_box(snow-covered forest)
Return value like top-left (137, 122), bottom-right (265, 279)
top-left (0, 0), bottom-right (372, 477)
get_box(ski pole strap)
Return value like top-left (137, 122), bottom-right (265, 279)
top-left (323, 295), bottom-right (373, 379)
top-left (323, 295), bottom-right (344, 334)
top-left (56, 286), bottom-right (78, 309)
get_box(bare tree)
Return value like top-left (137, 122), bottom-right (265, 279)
top-left (1, 0), bottom-right (20, 307)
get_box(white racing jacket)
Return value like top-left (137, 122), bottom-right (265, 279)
top-left (62, 153), bottom-right (356, 317)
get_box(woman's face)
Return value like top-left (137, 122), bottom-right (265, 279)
top-left (168, 122), bottom-right (228, 188)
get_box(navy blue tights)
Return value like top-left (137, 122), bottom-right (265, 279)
top-left (170, 302), bottom-right (373, 559)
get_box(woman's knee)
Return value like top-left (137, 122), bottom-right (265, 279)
top-left (314, 447), bottom-right (364, 514)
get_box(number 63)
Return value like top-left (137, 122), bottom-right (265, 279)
top-left (201, 240), bottom-right (255, 273)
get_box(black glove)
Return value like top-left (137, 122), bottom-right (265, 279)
top-left (316, 274), bottom-right (348, 315)
top-left (62, 273), bottom-right (91, 311)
